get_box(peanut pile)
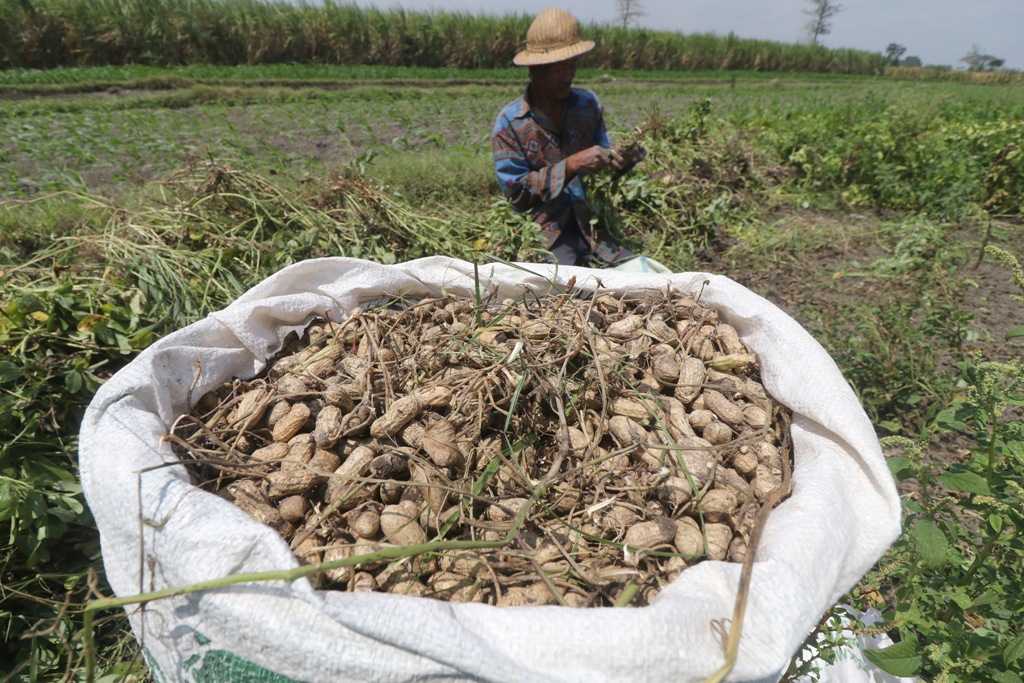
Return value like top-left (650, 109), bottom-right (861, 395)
top-left (171, 287), bottom-right (791, 607)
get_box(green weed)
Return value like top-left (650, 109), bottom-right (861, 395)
top-left (788, 247), bottom-right (1024, 681)
top-left (858, 353), bottom-right (1024, 680)
top-left (763, 100), bottom-right (1024, 219)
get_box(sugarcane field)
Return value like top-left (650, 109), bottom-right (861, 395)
top-left (1, 1), bottom-right (1022, 682)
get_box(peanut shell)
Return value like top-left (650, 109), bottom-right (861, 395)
top-left (313, 404), bottom-right (344, 448)
top-left (349, 508), bottom-right (381, 539)
top-left (715, 323), bottom-right (746, 355)
top-left (380, 501), bottom-right (427, 546)
top-left (272, 402), bottom-right (311, 442)
top-left (675, 357), bottom-right (706, 404)
top-left (703, 421), bottom-right (734, 445)
top-left (250, 442), bottom-right (288, 465)
top-left (733, 450), bottom-right (758, 477)
top-left (676, 438), bottom-right (716, 485)
top-left (646, 316), bottom-right (677, 342)
top-left (743, 405), bottom-right (770, 429)
top-left (611, 397), bottom-right (651, 421)
top-left (708, 353), bottom-right (757, 372)
top-left (661, 396), bottom-right (697, 440)
top-left (703, 390), bottom-right (745, 427)
top-left (351, 572), bottom-right (376, 592)
top-left (324, 545), bottom-right (353, 584)
top-left (370, 386), bottom-right (453, 438)
top-left (601, 503), bottom-right (642, 531)
top-left (267, 467), bottom-right (318, 500)
top-left (325, 445), bottom-right (375, 507)
top-left (607, 314), bottom-right (644, 338)
top-left (229, 387), bottom-right (268, 426)
top-left (276, 374), bottom-right (308, 395)
top-left (698, 488), bottom-right (738, 522)
top-left (623, 518), bottom-right (676, 550)
top-left (687, 409), bottom-right (716, 430)
top-left (715, 466), bottom-right (754, 503)
top-left (486, 497), bottom-right (529, 523)
top-left (752, 463), bottom-right (784, 501)
top-left (728, 536), bottom-right (748, 563)
top-left (278, 495), bottom-right (309, 523)
top-left (421, 418), bottom-right (463, 467)
top-left (265, 400), bottom-right (291, 428)
top-left (657, 476), bottom-right (693, 508)
top-left (705, 523), bottom-right (733, 561)
top-left (674, 517), bottom-right (705, 558)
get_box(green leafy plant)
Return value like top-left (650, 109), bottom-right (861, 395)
top-left (0, 276), bottom-right (152, 676)
top-left (860, 356), bottom-right (1024, 681)
top-left (765, 102), bottom-right (1024, 220)
top-left (781, 607), bottom-right (858, 681)
top-left (850, 249), bottom-right (1024, 681)
top-left (588, 99), bottom-right (763, 263)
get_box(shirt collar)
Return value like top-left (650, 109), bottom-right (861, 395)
top-left (514, 84), bottom-right (578, 120)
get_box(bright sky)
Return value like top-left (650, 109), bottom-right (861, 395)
top-left (353, 0), bottom-right (1024, 70)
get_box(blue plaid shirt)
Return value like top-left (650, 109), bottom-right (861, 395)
top-left (491, 86), bottom-right (611, 249)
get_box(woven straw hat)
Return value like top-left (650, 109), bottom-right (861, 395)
top-left (513, 8), bottom-right (595, 66)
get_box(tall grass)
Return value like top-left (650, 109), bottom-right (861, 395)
top-left (886, 66), bottom-right (1024, 85)
top-left (1, 0), bottom-right (885, 74)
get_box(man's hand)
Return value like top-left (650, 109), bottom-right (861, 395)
top-left (616, 143), bottom-right (647, 174)
top-left (566, 145), bottom-right (624, 179)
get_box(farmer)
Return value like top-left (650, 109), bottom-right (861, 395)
top-left (491, 7), bottom-right (640, 267)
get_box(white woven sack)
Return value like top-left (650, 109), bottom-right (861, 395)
top-left (80, 256), bottom-right (901, 682)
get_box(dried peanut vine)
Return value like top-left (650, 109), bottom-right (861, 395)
top-left (171, 286), bottom-right (793, 607)
top-left (81, 285), bottom-right (794, 682)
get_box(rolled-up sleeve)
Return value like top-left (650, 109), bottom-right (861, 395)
top-left (492, 116), bottom-right (567, 213)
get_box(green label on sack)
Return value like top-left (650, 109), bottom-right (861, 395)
top-left (145, 632), bottom-right (301, 683)
top-left (189, 649), bottom-right (298, 682)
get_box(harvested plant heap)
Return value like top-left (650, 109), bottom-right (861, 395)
top-left (171, 286), bottom-right (792, 607)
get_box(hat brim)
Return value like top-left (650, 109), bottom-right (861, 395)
top-left (513, 40), bottom-right (595, 66)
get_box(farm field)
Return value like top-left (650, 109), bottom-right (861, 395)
top-left (4, 72), bottom-right (1023, 200)
top-left (1, 65), bottom-right (1023, 681)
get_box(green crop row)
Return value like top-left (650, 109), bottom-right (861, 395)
top-left (756, 101), bottom-right (1024, 220)
top-left (0, 63), bottom-right (875, 88)
top-left (0, 0), bottom-right (885, 73)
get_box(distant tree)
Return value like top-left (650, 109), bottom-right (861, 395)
top-left (615, 0), bottom-right (645, 29)
top-left (962, 45), bottom-right (985, 70)
top-left (804, 0), bottom-right (843, 45)
top-left (902, 55), bottom-right (923, 67)
top-left (961, 44), bottom-right (1005, 71)
top-left (884, 43), bottom-right (907, 66)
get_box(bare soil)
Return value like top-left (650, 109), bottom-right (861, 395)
top-left (703, 210), bottom-right (1023, 364)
